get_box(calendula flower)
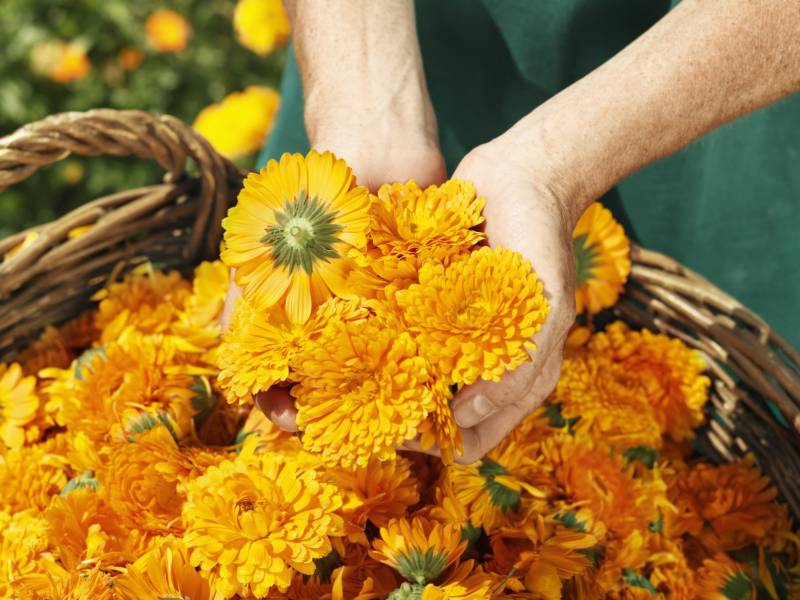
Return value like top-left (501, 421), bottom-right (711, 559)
top-left (588, 322), bottom-right (710, 442)
top-left (48, 42), bottom-right (91, 83)
top-left (0, 440), bottom-right (68, 512)
top-left (118, 47), bottom-right (144, 70)
top-left (178, 260), bottom-right (230, 331)
top-left (218, 297), bottom-right (368, 403)
top-left (292, 310), bottom-right (435, 468)
top-left (104, 425), bottom-right (187, 535)
top-left (693, 553), bottom-right (755, 600)
top-left (0, 362), bottom-right (39, 448)
top-left (444, 437), bottom-right (548, 533)
top-left (45, 487), bottom-right (146, 571)
top-left (419, 561), bottom-right (494, 599)
top-left (16, 566), bottom-right (115, 600)
top-left (364, 180), bottom-right (485, 287)
top-left (396, 246), bottom-right (549, 385)
top-left (329, 542), bottom-right (400, 599)
top-left (182, 441), bottom-right (344, 597)
top-left (114, 536), bottom-right (211, 600)
top-left (591, 531), bottom-right (657, 595)
top-left (417, 379), bottom-right (463, 466)
top-left (145, 10), bottom-right (190, 52)
top-left (665, 457), bottom-right (780, 552)
top-left (234, 0), bottom-right (291, 55)
top-left (329, 456), bottom-right (420, 545)
top-left (572, 202), bottom-right (630, 315)
top-left (370, 516), bottom-right (466, 585)
top-left (222, 151), bottom-right (371, 323)
top-left (554, 348), bottom-right (662, 451)
top-left (194, 86), bottom-right (280, 159)
top-left (0, 509), bottom-right (51, 595)
top-left (17, 325), bottom-right (73, 376)
top-left (542, 434), bottom-right (669, 539)
top-left (646, 537), bottom-right (696, 600)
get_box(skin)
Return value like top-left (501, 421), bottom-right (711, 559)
top-left (224, 0), bottom-right (800, 462)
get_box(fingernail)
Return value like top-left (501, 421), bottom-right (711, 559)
top-left (455, 394), bottom-right (493, 428)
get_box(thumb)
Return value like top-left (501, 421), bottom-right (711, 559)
top-left (255, 387), bottom-right (298, 433)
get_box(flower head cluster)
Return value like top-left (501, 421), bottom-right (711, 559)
top-left (1, 155), bottom-right (797, 599)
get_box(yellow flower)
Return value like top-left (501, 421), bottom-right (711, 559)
top-left (554, 349), bottom-right (662, 451)
top-left (118, 46), bottom-right (144, 70)
top-left (370, 516), bottom-right (466, 585)
top-left (114, 536), bottom-right (211, 600)
top-left (104, 425), bottom-right (186, 535)
top-left (0, 362), bottom-right (39, 448)
top-left (17, 325), bottom-right (73, 376)
top-left (0, 509), bottom-right (51, 596)
top-left (444, 437), bottom-right (548, 534)
top-left (0, 440), bottom-right (68, 513)
top-left (329, 456), bottom-right (420, 545)
top-left (182, 442), bottom-right (344, 597)
top-left (179, 260), bottom-right (230, 330)
top-left (234, 0), bottom-right (291, 55)
top-left (572, 201), bottom-right (631, 315)
top-left (396, 246), bottom-right (549, 386)
top-left (542, 434), bottom-right (669, 540)
top-left (364, 179), bottom-right (485, 287)
top-left (50, 42), bottom-right (91, 83)
top-left (218, 297), bottom-right (368, 403)
top-left (421, 561), bottom-right (494, 599)
top-left (193, 86), bottom-right (280, 159)
top-left (665, 457), bottom-right (781, 553)
top-left (588, 321), bottom-right (710, 442)
top-left (222, 151), bottom-right (372, 323)
top-left (418, 378), bottom-right (462, 465)
top-left (292, 311), bottom-right (435, 468)
top-left (694, 553), bottom-right (755, 600)
top-left (16, 566), bottom-right (115, 600)
top-left (145, 10), bottom-right (190, 53)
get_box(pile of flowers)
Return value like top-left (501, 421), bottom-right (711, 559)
top-left (1, 151), bottom-right (798, 599)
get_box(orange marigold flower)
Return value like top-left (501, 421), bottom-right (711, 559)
top-left (417, 379), bottom-right (463, 466)
top-left (572, 201), bottom-right (630, 315)
top-left (234, 0), bottom-right (291, 55)
top-left (0, 362), bottom-right (39, 448)
top-left (145, 10), bottom-right (190, 53)
top-left (542, 434), bottom-right (669, 540)
top-left (587, 321), bottom-right (710, 442)
top-left (49, 42), bottom-right (90, 83)
top-left (182, 441), bottom-right (344, 597)
top-left (329, 456), bottom-right (420, 545)
top-left (419, 560), bottom-right (494, 599)
top-left (665, 457), bottom-right (781, 552)
top-left (0, 440), bottom-right (68, 513)
top-left (0, 509), bottom-right (51, 595)
top-left (396, 246), bottom-right (549, 386)
top-left (217, 297), bottom-right (368, 403)
top-left (363, 179), bottom-right (485, 288)
top-left (370, 516), bottom-right (466, 585)
top-left (292, 311), bottom-right (435, 468)
top-left (17, 325), bottom-right (73, 376)
top-left (693, 553), bottom-right (755, 600)
top-left (221, 151), bottom-right (371, 323)
top-left (17, 565), bottom-right (115, 600)
top-left (193, 86), bottom-right (280, 159)
top-left (118, 47), bottom-right (144, 70)
top-left (114, 536), bottom-right (211, 600)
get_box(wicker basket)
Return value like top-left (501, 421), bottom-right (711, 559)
top-left (1, 110), bottom-right (799, 521)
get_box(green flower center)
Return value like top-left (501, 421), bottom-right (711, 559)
top-left (387, 582), bottom-right (425, 600)
top-left (260, 190), bottom-right (343, 274)
top-left (479, 458), bottom-right (521, 512)
top-left (573, 233), bottom-right (599, 286)
top-left (396, 548), bottom-right (449, 585)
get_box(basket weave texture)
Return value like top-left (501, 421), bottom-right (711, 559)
top-left (1, 109), bottom-right (799, 520)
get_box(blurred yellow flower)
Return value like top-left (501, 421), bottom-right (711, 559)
top-left (51, 42), bottom-right (91, 83)
top-left (118, 46), bottom-right (144, 70)
top-left (234, 0), bottom-right (291, 55)
top-left (221, 151), bottom-right (372, 323)
top-left (0, 362), bottom-right (39, 448)
top-left (397, 246), bottom-right (549, 385)
top-left (573, 201), bottom-right (631, 315)
top-left (145, 9), bottom-right (190, 53)
top-left (182, 442), bottom-right (343, 596)
top-left (193, 85), bottom-right (280, 159)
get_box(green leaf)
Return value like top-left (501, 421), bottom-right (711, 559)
top-left (623, 568), bottom-right (657, 595)
top-left (542, 401), bottom-right (579, 431)
top-left (74, 346), bottom-right (106, 380)
top-left (574, 233), bottom-right (599, 286)
top-left (623, 445), bottom-right (659, 469)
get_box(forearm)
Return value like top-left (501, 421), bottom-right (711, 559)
top-left (284, 0), bottom-right (436, 145)
top-left (505, 0), bottom-right (800, 223)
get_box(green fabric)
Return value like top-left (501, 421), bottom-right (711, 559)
top-left (260, 0), bottom-right (800, 348)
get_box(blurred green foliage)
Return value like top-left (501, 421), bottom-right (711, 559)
top-left (0, 0), bottom-right (284, 238)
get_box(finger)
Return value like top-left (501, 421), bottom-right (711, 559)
top-left (401, 436), bottom-right (441, 457)
top-left (255, 387), bottom-right (298, 432)
top-left (219, 271), bottom-right (242, 333)
top-left (452, 362), bottom-right (537, 429)
top-left (456, 351), bottom-right (563, 463)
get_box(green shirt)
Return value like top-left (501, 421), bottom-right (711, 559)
top-left (260, 1), bottom-right (800, 347)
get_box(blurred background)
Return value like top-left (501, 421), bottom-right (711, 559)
top-left (0, 0), bottom-right (288, 238)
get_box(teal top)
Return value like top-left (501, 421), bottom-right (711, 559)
top-left (260, 1), bottom-right (800, 347)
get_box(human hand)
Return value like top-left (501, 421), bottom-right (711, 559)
top-left (441, 133), bottom-right (580, 463)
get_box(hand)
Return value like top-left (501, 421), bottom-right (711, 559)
top-left (220, 100), bottom-right (445, 432)
top-left (444, 134), bottom-right (579, 463)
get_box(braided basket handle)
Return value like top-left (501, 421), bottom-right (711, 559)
top-left (0, 109), bottom-right (242, 268)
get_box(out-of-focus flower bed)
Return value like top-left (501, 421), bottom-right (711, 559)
top-left (0, 0), bottom-right (288, 238)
